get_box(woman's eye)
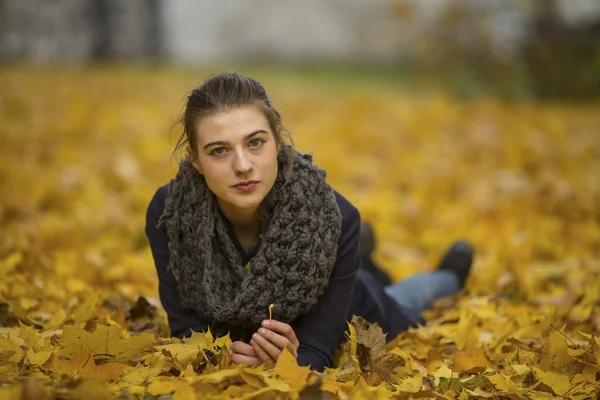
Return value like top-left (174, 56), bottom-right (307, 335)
top-left (249, 138), bottom-right (263, 147)
top-left (211, 147), bottom-right (226, 156)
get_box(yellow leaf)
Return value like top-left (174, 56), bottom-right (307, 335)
top-left (117, 362), bottom-right (166, 388)
top-left (213, 332), bottom-right (232, 349)
top-left (455, 309), bottom-right (478, 350)
top-left (488, 373), bottom-right (520, 392)
top-left (0, 252), bottom-right (22, 276)
top-left (172, 385), bottom-right (197, 400)
top-left (340, 321), bottom-right (361, 372)
top-left (510, 364), bottom-right (531, 376)
top-left (0, 385), bottom-right (21, 400)
top-left (49, 346), bottom-right (123, 383)
top-left (194, 366), bottom-right (242, 384)
top-left (261, 375), bottom-right (291, 393)
top-left (184, 329), bottom-right (214, 348)
top-left (156, 331), bottom-right (215, 366)
top-left (180, 364), bottom-right (197, 378)
top-left (432, 364), bottom-right (454, 387)
top-left (351, 376), bottom-right (393, 399)
top-left (394, 375), bottom-right (422, 393)
top-left (59, 324), bottom-right (154, 362)
top-left (17, 321), bottom-right (47, 351)
top-left (451, 347), bottom-right (494, 373)
top-left (273, 347), bottom-right (310, 394)
top-left (582, 365), bottom-right (599, 382)
top-left (538, 325), bottom-right (573, 370)
top-left (47, 308), bottom-right (67, 327)
top-left (71, 378), bottom-right (114, 400)
top-left (0, 335), bottom-right (24, 363)
top-left (464, 387), bottom-right (495, 398)
top-left (532, 367), bottom-right (571, 395)
top-left (237, 386), bottom-right (278, 400)
top-left (26, 347), bottom-right (52, 366)
top-left (70, 291), bottom-right (100, 322)
top-left (147, 376), bottom-right (188, 396)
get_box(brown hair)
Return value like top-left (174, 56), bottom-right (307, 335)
top-left (172, 72), bottom-right (295, 180)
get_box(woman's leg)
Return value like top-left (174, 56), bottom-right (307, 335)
top-left (383, 240), bottom-right (474, 313)
top-left (384, 270), bottom-right (461, 313)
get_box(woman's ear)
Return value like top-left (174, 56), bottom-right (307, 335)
top-left (187, 145), bottom-right (203, 175)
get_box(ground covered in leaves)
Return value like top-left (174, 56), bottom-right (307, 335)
top-left (0, 66), bottom-right (599, 399)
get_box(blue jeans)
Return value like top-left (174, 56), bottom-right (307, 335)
top-left (384, 270), bottom-right (460, 313)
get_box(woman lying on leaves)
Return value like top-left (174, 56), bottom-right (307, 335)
top-left (145, 73), bottom-right (474, 372)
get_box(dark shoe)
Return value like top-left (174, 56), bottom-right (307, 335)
top-left (437, 240), bottom-right (474, 288)
top-left (359, 222), bottom-right (392, 287)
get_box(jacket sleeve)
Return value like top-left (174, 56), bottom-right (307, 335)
top-left (145, 186), bottom-right (209, 339)
top-left (291, 194), bottom-right (360, 371)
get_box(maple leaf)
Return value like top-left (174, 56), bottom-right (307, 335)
top-left (450, 346), bottom-right (494, 373)
top-left (455, 308), bottom-right (478, 350)
top-left (146, 376), bottom-right (191, 397)
top-left (49, 345), bottom-right (123, 383)
top-left (0, 335), bottom-right (25, 363)
top-left (17, 321), bottom-right (48, 351)
top-left (0, 253), bottom-right (22, 277)
top-left (70, 291), bottom-right (100, 322)
top-left (394, 375), bottom-right (423, 393)
top-left (116, 362), bottom-right (166, 388)
top-left (487, 372), bottom-right (522, 393)
top-left (273, 347), bottom-right (311, 395)
top-left (538, 325), bottom-right (574, 371)
top-left (71, 379), bottom-right (114, 400)
top-left (155, 329), bottom-right (218, 367)
top-left (532, 367), bottom-right (571, 395)
top-left (349, 316), bottom-right (404, 379)
top-left (338, 320), bottom-right (361, 375)
top-left (240, 368), bottom-right (266, 389)
top-left (194, 366), bottom-right (243, 384)
top-left (58, 324), bottom-right (155, 362)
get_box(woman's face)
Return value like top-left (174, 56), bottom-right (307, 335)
top-left (191, 106), bottom-right (280, 213)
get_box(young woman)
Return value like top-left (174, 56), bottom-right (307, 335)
top-left (145, 73), bottom-right (474, 372)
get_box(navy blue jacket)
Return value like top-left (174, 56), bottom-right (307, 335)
top-left (145, 183), bottom-right (422, 371)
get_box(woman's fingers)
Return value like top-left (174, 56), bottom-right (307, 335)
top-left (252, 331), bottom-right (283, 360)
top-left (230, 353), bottom-right (261, 366)
top-left (261, 320), bottom-right (300, 349)
top-left (230, 341), bottom-right (261, 366)
top-left (230, 341), bottom-right (256, 357)
top-left (250, 338), bottom-right (272, 363)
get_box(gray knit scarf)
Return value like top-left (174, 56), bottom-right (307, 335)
top-left (159, 149), bottom-right (342, 340)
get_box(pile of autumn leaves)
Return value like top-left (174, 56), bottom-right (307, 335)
top-left (0, 67), bottom-right (599, 399)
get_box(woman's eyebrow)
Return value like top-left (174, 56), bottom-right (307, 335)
top-left (203, 129), bottom-right (269, 149)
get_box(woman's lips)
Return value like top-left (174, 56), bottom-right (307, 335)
top-left (233, 181), bottom-right (259, 193)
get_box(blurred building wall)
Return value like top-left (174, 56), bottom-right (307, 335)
top-left (0, 0), bottom-right (160, 61)
top-left (161, 0), bottom-right (532, 63)
top-left (0, 0), bottom-right (599, 63)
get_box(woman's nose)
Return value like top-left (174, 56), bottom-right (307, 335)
top-left (233, 149), bottom-right (252, 174)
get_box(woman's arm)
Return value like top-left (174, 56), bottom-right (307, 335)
top-left (145, 185), bottom-right (210, 338)
top-left (290, 193), bottom-right (361, 371)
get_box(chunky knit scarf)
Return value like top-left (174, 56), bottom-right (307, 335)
top-left (159, 149), bottom-right (342, 340)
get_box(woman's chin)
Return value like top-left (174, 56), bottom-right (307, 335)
top-left (228, 194), bottom-right (264, 211)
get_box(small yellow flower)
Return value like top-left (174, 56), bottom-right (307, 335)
top-left (269, 304), bottom-right (274, 320)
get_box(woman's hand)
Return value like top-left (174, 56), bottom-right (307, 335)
top-left (229, 341), bottom-right (261, 366)
top-left (250, 320), bottom-right (300, 363)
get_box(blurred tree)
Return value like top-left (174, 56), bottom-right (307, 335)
top-left (519, 0), bottom-right (600, 99)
